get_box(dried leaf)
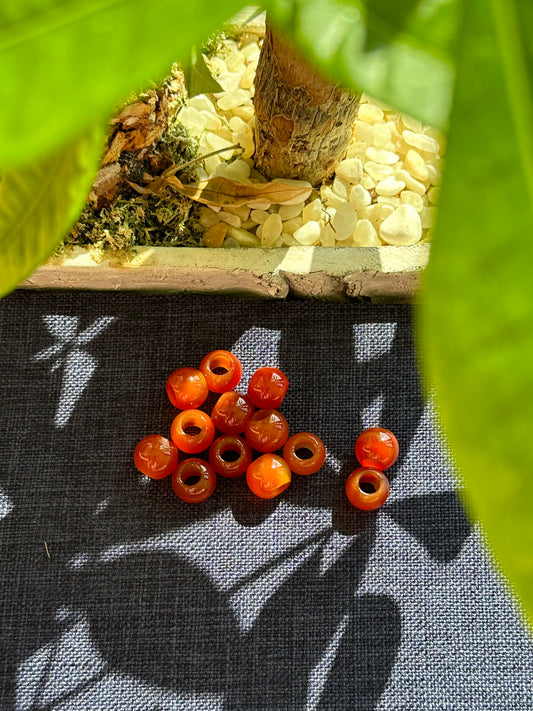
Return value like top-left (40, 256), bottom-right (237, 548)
top-left (163, 175), bottom-right (312, 208)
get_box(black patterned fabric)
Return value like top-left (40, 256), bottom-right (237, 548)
top-left (0, 290), bottom-right (532, 711)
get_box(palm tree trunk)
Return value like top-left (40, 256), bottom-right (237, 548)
top-left (253, 23), bottom-right (360, 186)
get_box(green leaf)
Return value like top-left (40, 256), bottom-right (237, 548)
top-left (0, 0), bottom-right (243, 169)
top-left (264, 0), bottom-right (459, 129)
top-left (419, 0), bottom-right (533, 623)
top-left (184, 47), bottom-right (224, 98)
top-left (0, 127), bottom-right (104, 297)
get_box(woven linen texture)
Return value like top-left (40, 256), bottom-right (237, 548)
top-left (0, 290), bottom-right (532, 711)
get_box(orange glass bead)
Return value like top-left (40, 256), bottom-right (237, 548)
top-left (355, 427), bottom-right (399, 470)
top-left (133, 434), bottom-right (178, 479)
top-left (247, 367), bottom-right (289, 409)
top-left (283, 432), bottom-right (326, 475)
top-left (246, 454), bottom-right (291, 499)
top-left (166, 367), bottom-right (208, 410)
top-left (345, 467), bottom-right (390, 511)
top-left (211, 391), bottom-right (254, 435)
top-left (199, 350), bottom-right (242, 393)
top-left (244, 409), bottom-right (289, 453)
top-left (209, 435), bottom-right (252, 477)
top-left (172, 458), bottom-right (216, 503)
top-left (170, 409), bottom-right (215, 454)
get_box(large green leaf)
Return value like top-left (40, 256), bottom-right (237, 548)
top-left (264, 0), bottom-right (459, 129)
top-left (0, 127), bottom-right (104, 296)
top-left (0, 0), bottom-right (243, 169)
top-left (420, 0), bottom-right (533, 623)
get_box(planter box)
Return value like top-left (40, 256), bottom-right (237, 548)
top-left (22, 244), bottom-right (429, 301)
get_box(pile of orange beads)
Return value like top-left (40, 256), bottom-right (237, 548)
top-left (133, 350), bottom-right (326, 503)
top-left (345, 427), bottom-right (399, 510)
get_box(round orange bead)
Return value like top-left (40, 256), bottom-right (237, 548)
top-left (166, 367), bottom-right (208, 410)
top-left (355, 427), bottom-right (399, 470)
top-left (209, 435), bottom-right (252, 477)
top-left (170, 409), bottom-right (215, 454)
top-left (246, 454), bottom-right (291, 499)
top-left (244, 409), bottom-right (289, 453)
top-left (247, 367), bottom-right (289, 409)
top-left (283, 432), bottom-right (326, 475)
top-left (172, 458), bottom-right (216, 503)
top-left (345, 467), bottom-right (390, 511)
top-left (133, 434), bottom-right (178, 479)
top-left (200, 350), bottom-right (242, 393)
top-left (211, 391), bottom-right (254, 435)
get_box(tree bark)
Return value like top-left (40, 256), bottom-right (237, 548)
top-left (253, 24), bottom-right (360, 186)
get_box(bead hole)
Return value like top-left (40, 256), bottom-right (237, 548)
top-left (210, 355), bottom-right (231, 374)
top-left (359, 473), bottom-right (379, 494)
top-left (184, 425), bottom-right (202, 436)
top-left (295, 447), bottom-right (314, 460)
top-left (212, 366), bottom-right (228, 375)
top-left (221, 449), bottom-right (240, 462)
top-left (184, 475), bottom-right (201, 486)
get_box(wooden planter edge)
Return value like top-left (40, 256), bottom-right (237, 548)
top-left (21, 244), bottom-right (430, 301)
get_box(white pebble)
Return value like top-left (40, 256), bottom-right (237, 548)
top-left (352, 220), bottom-right (380, 246)
top-left (228, 116), bottom-right (248, 133)
top-left (278, 202), bottom-right (305, 221)
top-left (239, 64), bottom-right (256, 89)
top-left (241, 42), bottom-right (260, 61)
top-left (251, 209), bottom-right (270, 224)
top-left (379, 204), bottom-right (396, 221)
top-left (204, 155), bottom-right (221, 176)
top-left (293, 221), bottom-right (321, 245)
top-left (346, 141), bottom-right (367, 158)
top-left (364, 161), bottom-right (393, 181)
top-left (379, 205), bottom-right (422, 245)
top-left (361, 204), bottom-right (381, 224)
top-left (219, 211), bottom-right (242, 228)
top-left (335, 158), bottom-right (363, 183)
top-left (282, 233), bottom-right (298, 246)
top-left (420, 206), bottom-right (437, 228)
top-left (217, 89), bottom-right (249, 111)
top-left (402, 129), bottom-right (440, 154)
top-left (360, 174), bottom-right (376, 190)
top-left (357, 104), bottom-right (384, 124)
top-left (227, 226), bottom-right (260, 246)
top-left (225, 50), bottom-right (245, 72)
top-left (349, 184), bottom-right (371, 210)
top-left (354, 120), bottom-right (374, 144)
top-left (225, 205), bottom-right (251, 221)
top-left (201, 111), bottom-right (223, 131)
top-left (262, 213), bottom-right (283, 246)
top-left (198, 207), bottom-right (220, 229)
top-left (400, 190), bottom-right (424, 211)
top-left (428, 187), bottom-right (439, 204)
top-left (332, 177), bottom-right (349, 200)
top-left (188, 95), bottom-right (217, 113)
top-left (225, 159), bottom-right (251, 180)
top-left (320, 223), bottom-right (336, 246)
top-left (331, 203), bottom-right (358, 240)
top-left (223, 237), bottom-right (241, 248)
top-left (404, 149), bottom-right (429, 182)
top-left (375, 176), bottom-right (406, 197)
top-left (377, 196), bottom-right (402, 208)
top-left (399, 114), bottom-right (423, 133)
top-left (426, 161), bottom-right (442, 185)
top-left (231, 104), bottom-right (255, 122)
top-left (179, 106), bottom-right (207, 135)
top-left (232, 131), bottom-right (254, 158)
top-left (397, 169), bottom-right (427, 196)
top-left (302, 198), bottom-right (323, 223)
top-left (320, 185), bottom-right (348, 209)
top-left (205, 132), bottom-right (235, 154)
top-left (215, 72), bottom-right (243, 92)
top-left (365, 147), bottom-right (399, 165)
top-left (282, 217), bottom-right (303, 235)
top-left (246, 50), bottom-right (261, 65)
top-left (371, 124), bottom-right (392, 149)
